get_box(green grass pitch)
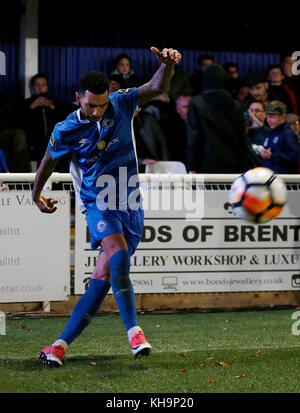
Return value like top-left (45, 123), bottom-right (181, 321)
top-left (0, 309), bottom-right (299, 393)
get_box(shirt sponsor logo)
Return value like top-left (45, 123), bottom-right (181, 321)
top-left (97, 140), bottom-right (106, 150)
top-left (105, 137), bottom-right (119, 151)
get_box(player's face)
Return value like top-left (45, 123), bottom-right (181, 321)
top-left (76, 90), bottom-right (109, 122)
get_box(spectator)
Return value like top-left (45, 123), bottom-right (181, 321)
top-left (142, 92), bottom-right (187, 163)
top-left (176, 94), bottom-right (192, 122)
top-left (223, 62), bottom-right (244, 99)
top-left (281, 53), bottom-right (300, 114)
top-left (110, 53), bottom-right (140, 89)
top-left (246, 100), bottom-right (269, 146)
top-left (244, 71), bottom-right (293, 112)
top-left (267, 64), bottom-right (296, 113)
top-left (0, 92), bottom-right (31, 172)
top-left (108, 74), bottom-right (123, 94)
top-left (258, 101), bottom-right (300, 174)
top-left (133, 108), bottom-right (169, 172)
top-left (236, 83), bottom-right (251, 106)
top-left (186, 63), bottom-right (252, 173)
top-left (170, 93), bottom-right (192, 164)
top-left (17, 73), bottom-right (67, 171)
top-left (286, 113), bottom-right (300, 142)
top-left (169, 65), bottom-right (193, 104)
top-left (190, 54), bottom-right (214, 96)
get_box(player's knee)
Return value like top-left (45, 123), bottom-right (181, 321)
top-left (91, 273), bottom-right (110, 283)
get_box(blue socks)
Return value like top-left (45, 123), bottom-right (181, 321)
top-left (59, 278), bottom-right (110, 345)
top-left (109, 249), bottom-right (137, 331)
top-left (58, 249), bottom-right (137, 346)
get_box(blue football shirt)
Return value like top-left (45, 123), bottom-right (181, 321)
top-left (47, 87), bottom-right (141, 212)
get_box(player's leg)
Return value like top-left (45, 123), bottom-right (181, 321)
top-left (39, 252), bottom-right (111, 367)
top-left (102, 215), bottom-right (151, 358)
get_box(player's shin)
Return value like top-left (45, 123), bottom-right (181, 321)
top-left (109, 249), bottom-right (138, 330)
top-left (58, 278), bottom-right (110, 345)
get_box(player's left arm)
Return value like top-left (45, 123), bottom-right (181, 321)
top-left (137, 47), bottom-right (181, 106)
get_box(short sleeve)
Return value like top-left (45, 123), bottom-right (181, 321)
top-left (114, 87), bottom-right (139, 118)
top-left (47, 123), bottom-right (74, 160)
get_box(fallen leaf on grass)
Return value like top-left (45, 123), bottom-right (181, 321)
top-left (90, 362), bottom-right (96, 366)
top-left (215, 361), bottom-right (230, 367)
top-left (178, 369), bottom-right (187, 374)
top-left (208, 379), bottom-right (217, 384)
top-left (206, 357), bottom-right (213, 360)
top-left (156, 324), bottom-right (161, 328)
top-left (252, 350), bottom-right (261, 358)
top-left (235, 374), bottom-right (248, 379)
top-left (199, 363), bottom-right (209, 367)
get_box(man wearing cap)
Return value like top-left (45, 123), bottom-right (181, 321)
top-left (243, 72), bottom-right (293, 113)
top-left (259, 101), bottom-right (300, 174)
top-left (286, 113), bottom-right (300, 142)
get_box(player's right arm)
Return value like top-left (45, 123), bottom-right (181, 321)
top-left (32, 149), bottom-right (58, 213)
top-left (137, 47), bottom-right (181, 106)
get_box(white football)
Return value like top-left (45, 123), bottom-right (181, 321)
top-left (229, 167), bottom-right (287, 224)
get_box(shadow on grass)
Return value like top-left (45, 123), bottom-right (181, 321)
top-left (0, 353), bottom-right (150, 375)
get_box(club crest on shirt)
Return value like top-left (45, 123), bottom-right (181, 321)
top-left (102, 118), bottom-right (114, 128)
top-left (97, 220), bottom-right (108, 233)
top-left (273, 136), bottom-right (279, 144)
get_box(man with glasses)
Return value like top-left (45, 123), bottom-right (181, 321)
top-left (246, 100), bottom-right (269, 146)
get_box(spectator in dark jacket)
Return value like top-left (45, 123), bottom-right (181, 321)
top-left (190, 54), bottom-right (214, 96)
top-left (16, 73), bottom-right (67, 170)
top-left (259, 101), bottom-right (300, 174)
top-left (186, 63), bottom-right (252, 173)
top-left (133, 108), bottom-right (170, 172)
top-left (0, 92), bottom-right (31, 172)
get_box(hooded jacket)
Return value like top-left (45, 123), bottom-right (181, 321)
top-left (186, 63), bottom-right (251, 173)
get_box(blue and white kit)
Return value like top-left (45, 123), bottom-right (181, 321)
top-left (47, 87), bottom-right (144, 254)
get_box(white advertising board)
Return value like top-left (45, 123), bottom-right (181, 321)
top-left (74, 189), bottom-right (300, 294)
top-left (0, 191), bottom-right (70, 302)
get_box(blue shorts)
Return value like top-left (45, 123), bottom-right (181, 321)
top-left (85, 207), bottom-right (144, 256)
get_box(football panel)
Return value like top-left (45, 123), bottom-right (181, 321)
top-left (229, 176), bottom-right (246, 205)
top-left (260, 205), bottom-right (284, 221)
top-left (243, 188), bottom-right (273, 215)
top-left (269, 176), bottom-right (287, 205)
top-left (232, 205), bottom-right (257, 223)
top-left (243, 167), bottom-right (274, 185)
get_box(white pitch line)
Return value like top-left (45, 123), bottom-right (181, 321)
top-left (66, 344), bottom-right (300, 358)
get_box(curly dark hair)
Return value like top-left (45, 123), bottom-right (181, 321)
top-left (78, 71), bottom-right (109, 96)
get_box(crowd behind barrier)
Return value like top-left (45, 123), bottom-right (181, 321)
top-left (0, 50), bottom-right (300, 177)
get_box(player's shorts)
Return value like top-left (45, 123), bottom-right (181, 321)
top-left (85, 206), bottom-right (144, 257)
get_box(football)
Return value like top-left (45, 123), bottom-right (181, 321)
top-left (229, 167), bottom-right (287, 224)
